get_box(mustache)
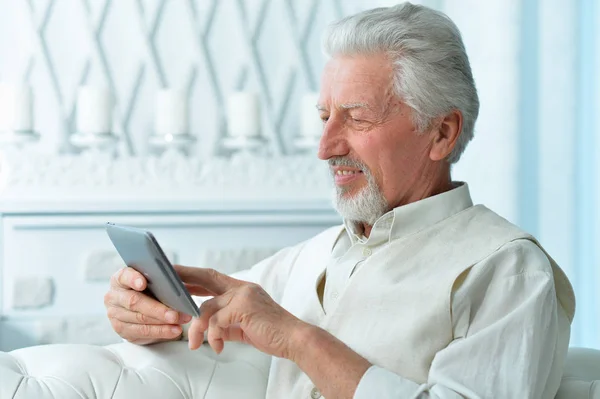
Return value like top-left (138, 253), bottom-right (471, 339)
top-left (327, 156), bottom-right (368, 172)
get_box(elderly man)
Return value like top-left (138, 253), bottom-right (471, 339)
top-left (104, 3), bottom-right (575, 398)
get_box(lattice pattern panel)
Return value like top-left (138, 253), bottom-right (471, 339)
top-left (0, 0), bottom-right (386, 157)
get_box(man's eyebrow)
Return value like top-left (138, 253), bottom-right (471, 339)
top-left (316, 102), bottom-right (370, 112)
top-left (339, 102), bottom-right (370, 110)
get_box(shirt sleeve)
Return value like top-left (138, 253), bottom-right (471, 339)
top-left (353, 239), bottom-right (571, 399)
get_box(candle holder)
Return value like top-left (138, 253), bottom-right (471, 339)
top-left (149, 133), bottom-right (197, 156)
top-left (297, 92), bottom-right (322, 153)
top-left (0, 83), bottom-right (37, 148)
top-left (70, 131), bottom-right (119, 155)
top-left (222, 91), bottom-right (267, 156)
top-left (221, 135), bottom-right (269, 156)
top-left (0, 129), bottom-right (40, 148)
top-left (71, 85), bottom-right (117, 155)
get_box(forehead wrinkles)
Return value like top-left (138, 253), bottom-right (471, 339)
top-left (321, 57), bottom-right (398, 115)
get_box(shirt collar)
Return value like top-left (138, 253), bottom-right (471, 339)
top-left (342, 182), bottom-right (474, 247)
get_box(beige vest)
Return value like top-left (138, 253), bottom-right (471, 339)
top-left (265, 205), bottom-right (575, 398)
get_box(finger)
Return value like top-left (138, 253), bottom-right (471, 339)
top-left (197, 294), bottom-right (233, 332)
top-left (174, 266), bottom-right (242, 295)
top-left (114, 320), bottom-right (183, 342)
top-left (207, 323), bottom-right (225, 354)
top-left (107, 289), bottom-right (192, 324)
top-left (184, 283), bottom-right (216, 297)
top-left (207, 313), bottom-right (246, 354)
top-left (107, 305), bottom-right (178, 325)
top-left (110, 267), bottom-right (146, 291)
top-left (188, 318), bottom-right (205, 350)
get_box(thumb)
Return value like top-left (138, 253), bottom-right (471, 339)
top-left (188, 318), bottom-right (205, 350)
top-left (174, 265), bottom-right (242, 295)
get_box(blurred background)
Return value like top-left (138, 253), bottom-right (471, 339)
top-left (0, 0), bottom-right (597, 351)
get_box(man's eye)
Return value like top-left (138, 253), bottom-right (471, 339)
top-left (321, 116), bottom-right (329, 123)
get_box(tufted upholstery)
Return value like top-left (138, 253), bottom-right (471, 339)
top-left (556, 347), bottom-right (600, 399)
top-left (0, 341), bottom-right (271, 399)
top-left (0, 342), bottom-right (598, 398)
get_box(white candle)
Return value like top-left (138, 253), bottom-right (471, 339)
top-left (76, 86), bottom-right (113, 134)
top-left (227, 92), bottom-right (261, 138)
top-left (300, 92), bottom-right (322, 138)
top-left (155, 89), bottom-right (188, 136)
top-left (0, 83), bottom-right (33, 132)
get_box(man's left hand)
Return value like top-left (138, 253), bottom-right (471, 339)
top-left (174, 265), bottom-right (308, 360)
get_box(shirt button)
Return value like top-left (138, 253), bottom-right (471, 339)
top-left (310, 387), bottom-right (322, 399)
top-left (331, 291), bottom-right (339, 300)
top-left (362, 247), bottom-right (372, 257)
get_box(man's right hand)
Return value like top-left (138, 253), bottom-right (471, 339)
top-left (104, 267), bottom-right (193, 345)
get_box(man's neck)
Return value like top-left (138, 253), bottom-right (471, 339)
top-left (360, 174), bottom-right (454, 238)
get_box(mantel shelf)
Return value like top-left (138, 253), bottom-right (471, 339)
top-left (0, 151), bottom-right (335, 212)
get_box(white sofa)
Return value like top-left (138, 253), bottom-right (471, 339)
top-left (0, 342), bottom-right (598, 398)
top-left (0, 341), bottom-right (271, 399)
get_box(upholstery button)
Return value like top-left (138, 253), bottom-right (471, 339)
top-left (362, 247), bottom-right (372, 257)
top-left (310, 387), bottom-right (322, 399)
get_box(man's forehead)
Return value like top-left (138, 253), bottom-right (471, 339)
top-left (318, 58), bottom-right (393, 111)
top-left (317, 80), bottom-right (384, 110)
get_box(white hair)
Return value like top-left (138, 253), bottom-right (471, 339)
top-left (321, 2), bottom-right (479, 163)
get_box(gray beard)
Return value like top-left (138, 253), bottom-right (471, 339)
top-left (328, 158), bottom-right (389, 226)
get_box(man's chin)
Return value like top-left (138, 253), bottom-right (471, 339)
top-left (331, 182), bottom-right (389, 225)
top-left (335, 181), bottom-right (366, 196)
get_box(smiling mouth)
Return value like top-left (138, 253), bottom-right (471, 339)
top-left (335, 170), bottom-right (363, 176)
top-left (333, 169), bottom-right (364, 186)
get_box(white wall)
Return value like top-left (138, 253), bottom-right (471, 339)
top-left (0, 0), bottom-right (518, 221)
top-left (0, 0), bottom-right (598, 348)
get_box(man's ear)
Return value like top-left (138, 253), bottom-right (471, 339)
top-left (429, 110), bottom-right (463, 161)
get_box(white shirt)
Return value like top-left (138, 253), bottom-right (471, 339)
top-left (317, 183), bottom-right (572, 398)
top-left (193, 183), bottom-right (574, 398)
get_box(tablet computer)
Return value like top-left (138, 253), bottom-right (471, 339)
top-left (105, 222), bottom-right (200, 317)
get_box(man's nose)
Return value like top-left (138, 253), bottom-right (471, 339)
top-left (317, 122), bottom-right (349, 160)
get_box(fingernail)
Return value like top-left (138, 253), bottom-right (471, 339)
top-left (166, 310), bottom-right (178, 323)
top-left (134, 279), bottom-right (143, 289)
top-left (171, 326), bottom-right (181, 334)
top-left (181, 313), bottom-right (192, 323)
